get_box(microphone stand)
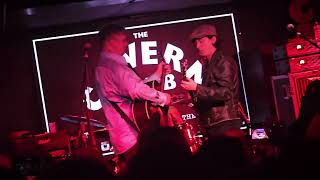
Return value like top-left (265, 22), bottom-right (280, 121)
top-left (79, 46), bottom-right (97, 149)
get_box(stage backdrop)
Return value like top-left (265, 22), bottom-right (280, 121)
top-left (32, 13), bottom-right (250, 133)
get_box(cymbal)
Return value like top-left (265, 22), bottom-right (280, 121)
top-left (60, 115), bottom-right (105, 128)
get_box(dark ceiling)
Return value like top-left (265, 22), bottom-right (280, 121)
top-left (3, 0), bottom-right (233, 29)
top-left (2, 0), bottom-right (319, 31)
top-left (5, 0), bottom-right (90, 9)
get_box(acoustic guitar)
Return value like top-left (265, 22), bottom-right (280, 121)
top-left (131, 62), bottom-right (185, 132)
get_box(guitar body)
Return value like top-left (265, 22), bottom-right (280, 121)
top-left (131, 80), bottom-right (166, 132)
top-left (131, 63), bottom-right (185, 132)
top-left (132, 100), bottom-right (155, 132)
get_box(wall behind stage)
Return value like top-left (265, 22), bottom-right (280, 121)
top-left (34, 14), bottom-right (248, 133)
top-left (3, 1), bottom-right (309, 136)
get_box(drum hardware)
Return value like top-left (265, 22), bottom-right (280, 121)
top-left (60, 114), bottom-right (105, 128)
top-left (60, 115), bottom-right (112, 154)
top-left (177, 121), bottom-right (206, 154)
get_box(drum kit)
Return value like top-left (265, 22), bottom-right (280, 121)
top-left (8, 113), bottom-right (205, 177)
top-left (9, 114), bottom-right (205, 177)
top-left (59, 113), bottom-right (206, 155)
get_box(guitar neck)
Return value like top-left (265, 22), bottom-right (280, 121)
top-left (159, 57), bottom-right (167, 92)
top-left (182, 59), bottom-right (196, 103)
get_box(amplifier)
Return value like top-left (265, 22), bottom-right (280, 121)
top-left (288, 53), bottom-right (320, 73)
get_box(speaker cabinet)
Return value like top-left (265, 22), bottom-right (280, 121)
top-left (270, 75), bottom-right (295, 127)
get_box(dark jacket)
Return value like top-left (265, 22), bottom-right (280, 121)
top-left (193, 51), bottom-right (240, 128)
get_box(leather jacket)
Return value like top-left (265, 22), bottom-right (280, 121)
top-left (193, 51), bottom-right (240, 128)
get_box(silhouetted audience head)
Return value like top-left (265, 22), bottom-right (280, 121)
top-left (275, 80), bottom-right (320, 179)
top-left (126, 127), bottom-right (194, 180)
top-left (288, 80), bottom-right (320, 141)
top-left (0, 135), bottom-right (12, 170)
top-left (192, 135), bottom-right (247, 180)
top-left (37, 158), bottom-right (115, 180)
top-left (0, 134), bottom-right (23, 180)
top-left (299, 80), bottom-right (320, 120)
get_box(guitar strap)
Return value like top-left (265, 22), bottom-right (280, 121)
top-left (127, 63), bottom-right (143, 79)
top-left (108, 100), bottom-right (141, 133)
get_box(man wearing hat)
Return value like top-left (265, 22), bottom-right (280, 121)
top-left (181, 24), bottom-right (242, 138)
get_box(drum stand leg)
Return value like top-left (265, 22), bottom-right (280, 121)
top-left (75, 122), bottom-right (88, 148)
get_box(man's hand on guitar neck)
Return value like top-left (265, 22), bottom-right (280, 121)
top-left (154, 61), bottom-right (172, 79)
top-left (181, 77), bottom-right (198, 91)
top-left (143, 62), bottom-right (171, 83)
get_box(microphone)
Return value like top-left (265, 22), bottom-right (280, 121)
top-left (286, 24), bottom-right (301, 36)
top-left (83, 42), bottom-right (92, 59)
top-left (286, 24), bottom-right (295, 32)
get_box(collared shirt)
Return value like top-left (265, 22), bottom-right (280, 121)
top-left (95, 52), bottom-right (168, 154)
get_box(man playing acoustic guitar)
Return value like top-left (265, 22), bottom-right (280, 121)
top-left (95, 24), bottom-right (174, 174)
top-left (181, 24), bottom-right (243, 139)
